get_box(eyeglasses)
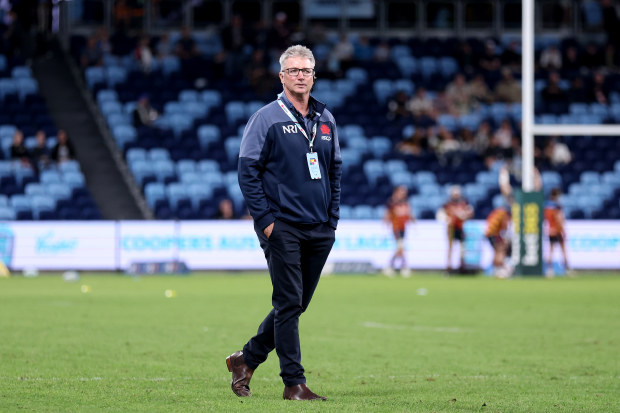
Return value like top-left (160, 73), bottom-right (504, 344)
top-left (282, 68), bottom-right (315, 77)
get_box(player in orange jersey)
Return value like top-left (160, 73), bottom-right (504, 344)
top-left (485, 205), bottom-right (512, 278)
top-left (436, 185), bottom-right (474, 272)
top-left (544, 187), bottom-right (570, 277)
top-left (383, 185), bottom-right (415, 277)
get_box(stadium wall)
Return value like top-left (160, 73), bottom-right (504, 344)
top-left (0, 220), bottom-right (618, 271)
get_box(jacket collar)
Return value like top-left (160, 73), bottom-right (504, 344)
top-left (278, 91), bottom-right (326, 119)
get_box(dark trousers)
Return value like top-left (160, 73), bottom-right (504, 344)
top-left (243, 219), bottom-right (335, 386)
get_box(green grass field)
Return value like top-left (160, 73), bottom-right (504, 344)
top-left (1, 272), bottom-right (619, 412)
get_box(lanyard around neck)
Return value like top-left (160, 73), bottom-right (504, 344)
top-left (277, 99), bottom-right (318, 152)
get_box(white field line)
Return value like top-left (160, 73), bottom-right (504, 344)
top-left (361, 321), bottom-right (470, 333)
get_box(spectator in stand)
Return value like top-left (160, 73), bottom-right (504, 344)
top-left (434, 126), bottom-right (461, 158)
top-left (353, 35), bottom-right (374, 62)
top-left (582, 42), bottom-right (604, 69)
top-left (215, 198), bottom-right (236, 219)
top-left (478, 39), bottom-right (501, 73)
top-left (156, 32), bottom-right (173, 58)
top-left (567, 77), bottom-right (588, 103)
top-left (539, 44), bottom-right (562, 71)
top-left (51, 129), bottom-right (76, 163)
top-left (10, 129), bottom-right (32, 167)
top-left (588, 70), bottom-right (609, 104)
top-left (397, 128), bottom-right (427, 156)
top-left (373, 39), bottom-right (391, 62)
top-left (602, 0), bottom-right (620, 66)
top-left (267, 12), bottom-right (292, 52)
top-left (433, 88), bottom-right (457, 118)
top-left (95, 26), bottom-right (111, 55)
top-left (31, 129), bottom-right (51, 171)
top-left (80, 35), bottom-right (103, 68)
top-left (494, 68), bottom-right (521, 103)
top-left (474, 120), bottom-right (492, 156)
top-left (493, 119), bottom-right (515, 159)
top-left (454, 41), bottom-right (475, 75)
top-left (445, 73), bottom-right (472, 115)
top-left (407, 87), bottom-right (434, 124)
top-left (387, 90), bottom-right (411, 121)
top-left (134, 34), bottom-right (154, 73)
top-left (329, 34), bottom-right (355, 74)
top-left (222, 14), bottom-right (252, 78)
top-left (245, 49), bottom-right (275, 97)
top-left (541, 71), bottom-right (568, 111)
top-left (544, 136), bottom-right (572, 166)
top-left (562, 45), bottom-right (581, 75)
top-left (467, 74), bottom-right (494, 107)
top-left (175, 26), bottom-right (199, 60)
top-left (132, 94), bottom-right (159, 128)
top-left (501, 40), bottom-right (521, 71)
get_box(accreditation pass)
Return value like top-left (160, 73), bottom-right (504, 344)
top-left (306, 152), bottom-right (322, 179)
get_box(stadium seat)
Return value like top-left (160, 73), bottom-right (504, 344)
top-left (0, 205), bottom-right (16, 220)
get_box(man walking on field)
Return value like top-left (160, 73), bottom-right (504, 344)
top-left (227, 45), bottom-right (342, 401)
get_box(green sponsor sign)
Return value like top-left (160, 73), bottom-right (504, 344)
top-left (512, 190), bottom-right (544, 275)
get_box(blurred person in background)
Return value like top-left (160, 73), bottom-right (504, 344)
top-left (494, 68), bottom-right (521, 104)
top-left (10, 129), bottom-right (32, 168)
top-left (383, 185), bottom-right (415, 278)
top-left (544, 136), bottom-right (572, 166)
top-left (51, 129), bottom-right (76, 163)
top-left (436, 185), bottom-right (474, 273)
top-left (132, 94), bottom-right (159, 128)
top-left (215, 198), bottom-right (235, 220)
top-left (544, 188), bottom-right (571, 277)
top-left (229, 45), bottom-right (340, 401)
top-left (31, 129), bottom-right (51, 172)
top-left (485, 204), bottom-right (512, 278)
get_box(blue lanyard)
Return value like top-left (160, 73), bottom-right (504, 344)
top-left (277, 99), bottom-right (318, 152)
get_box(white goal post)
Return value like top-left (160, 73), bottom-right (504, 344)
top-left (521, 0), bottom-right (620, 192)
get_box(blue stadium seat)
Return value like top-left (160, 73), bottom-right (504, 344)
top-left (16, 78), bottom-right (38, 101)
top-left (201, 90), bottom-right (222, 108)
top-left (47, 183), bottom-right (73, 201)
top-left (182, 101), bottom-right (208, 119)
top-left (62, 171), bottom-right (86, 189)
top-left (96, 89), bottom-right (119, 106)
top-left (164, 101), bottom-right (184, 115)
top-left (112, 125), bottom-right (137, 147)
top-left (347, 136), bottom-right (369, 154)
top-left (389, 171), bottom-right (415, 188)
top-left (339, 205), bottom-right (353, 219)
top-left (345, 67), bottom-right (368, 85)
top-left (187, 183), bottom-right (213, 209)
top-left (0, 206), bottom-right (16, 220)
top-left (0, 78), bottom-right (17, 99)
top-left (384, 159), bottom-right (407, 174)
top-left (106, 67), bottom-right (127, 88)
top-left (149, 148), bottom-right (171, 161)
top-left (224, 137), bottom-right (242, 163)
top-left (176, 159), bottom-right (196, 175)
top-left (352, 205), bottom-right (374, 219)
top-left (395, 56), bottom-right (417, 78)
top-left (341, 124), bottom-right (365, 139)
top-left (153, 160), bottom-right (175, 182)
top-left (166, 183), bottom-right (189, 210)
top-left (24, 183), bottom-right (47, 197)
top-left (40, 170), bottom-right (62, 184)
top-left (10, 194), bottom-right (32, 213)
top-left (179, 89), bottom-right (200, 102)
top-left (225, 101), bottom-right (247, 125)
top-left (31, 195), bottom-right (56, 219)
top-left (126, 148), bottom-right (147, 164)
top-left (363, 160), bottom-right (385, 186)
top-left (145, 182), bottom-right (166, 209)
top-left (373, 79), bottom-right (393, 104)
top-left (197, 124), bottom-right (221, 150)
top-left (370, 136), bottom-right (393, 158)
top-left (198, 159), bottom-right (220, 173)
top-left (160, 56), bottom-right (181, 76)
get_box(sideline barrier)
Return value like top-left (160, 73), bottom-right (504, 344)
top-left (0, 220), bottom-right (618, 271)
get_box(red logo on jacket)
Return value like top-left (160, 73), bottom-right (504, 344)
top-left (320, 124), bottom-right (331, 135)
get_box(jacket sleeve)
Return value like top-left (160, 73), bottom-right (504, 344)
top-left (238, 111), bottom-right (275, 231)
top-left (327, 120), bottom-right (342, 229)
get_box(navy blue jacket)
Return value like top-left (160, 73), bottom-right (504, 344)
top-left (238, 92), bottom-right (342, 231)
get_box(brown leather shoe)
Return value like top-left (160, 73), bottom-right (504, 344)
top-left (283, 383), bottom-right (327, 401)
top-left (226, 351), bottom-right (254, 397)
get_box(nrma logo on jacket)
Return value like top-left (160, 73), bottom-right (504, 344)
top-left (282, 124), bottom-right (300, 134)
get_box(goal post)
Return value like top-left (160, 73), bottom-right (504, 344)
top-left (517, 0), bottom-right (620, 275)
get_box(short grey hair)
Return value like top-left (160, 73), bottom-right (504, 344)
top-left (279, 45), bottom-right (315, 71)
